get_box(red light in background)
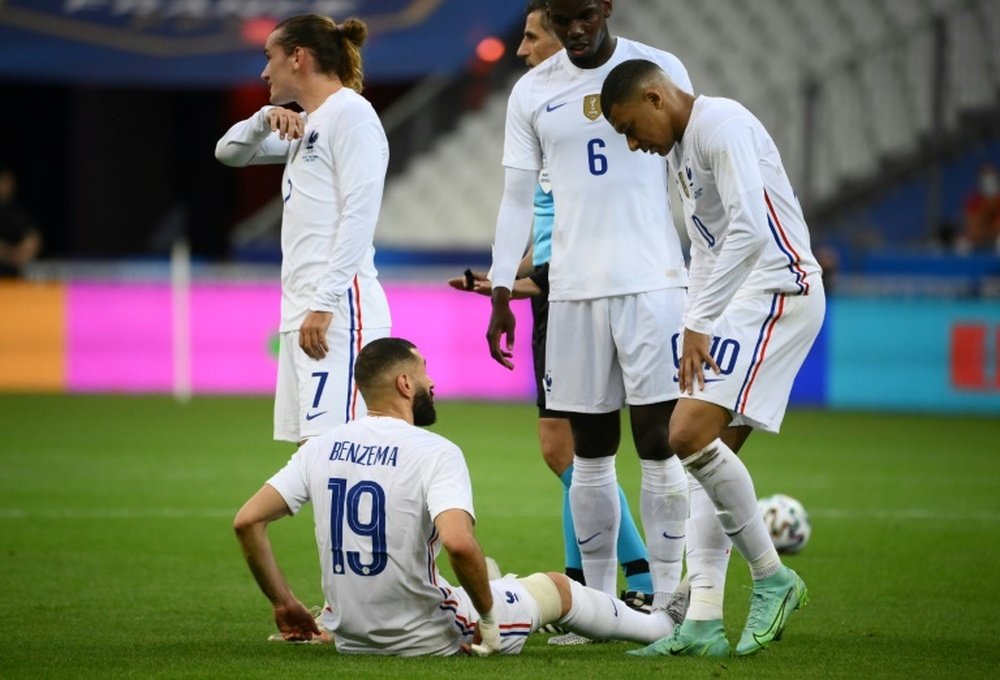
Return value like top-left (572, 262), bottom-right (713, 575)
top-left (476, 36), bottom-right (505, 63)
top-left (242, 17), bottom-right (276, 46)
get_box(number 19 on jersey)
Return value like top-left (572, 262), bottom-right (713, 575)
top-left (328, 477), bottom-right (387, 576)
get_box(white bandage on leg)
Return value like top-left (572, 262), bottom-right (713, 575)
top-left (518, 573), bottom-right (564, 627)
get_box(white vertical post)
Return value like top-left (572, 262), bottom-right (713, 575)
top-left (171, 238), bottom-right (192, 403)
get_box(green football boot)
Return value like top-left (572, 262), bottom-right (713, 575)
top-left (735, 566), bottom-right (808, 656)
top-left (628, 619), bottom-right (730, 658)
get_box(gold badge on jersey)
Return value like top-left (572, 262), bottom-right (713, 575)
top-left (583, 94), bottom-right (602, 121)
top-left (677, 171), bottom-right (690, 198)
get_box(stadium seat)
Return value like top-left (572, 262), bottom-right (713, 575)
top-left (375, 0), bottom-right (999, 254)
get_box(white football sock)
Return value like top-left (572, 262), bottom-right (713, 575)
top-left (559, 578), bottom-right (674, 643)
top-left (684, 475), bottom-right (733, 620)
top-left (639, 457), bottom-right (688, 602)
top-left (569, 455), bottom-right (620, 594)
top-left (682, 439), bottom-right (781, 581)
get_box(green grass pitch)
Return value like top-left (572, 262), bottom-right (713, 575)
top-left (1, 395), bottom-right (998, 678)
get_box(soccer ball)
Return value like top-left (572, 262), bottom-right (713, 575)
top-left (758, 494), bottom-right (811, 554)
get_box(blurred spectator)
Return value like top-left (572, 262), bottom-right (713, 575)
top-left (958, 162), bottom-right (1000, 254)
top-left (0, 166), bottom-right (42, 278)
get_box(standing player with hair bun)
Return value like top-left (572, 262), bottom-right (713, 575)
top-left (216, 14), bottom-right (391, 446)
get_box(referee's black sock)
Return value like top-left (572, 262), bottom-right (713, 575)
top-left (622, 558), bottom-right (650, 579)
top-left (565, 567), bottom-right (585, 585)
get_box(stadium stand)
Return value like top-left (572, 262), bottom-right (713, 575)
top-left (375, 0), bottom-right (999, 258)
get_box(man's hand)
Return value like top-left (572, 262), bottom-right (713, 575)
top-left (486, 288), bottom-right (516, 370)
top-left (678, 327), bottom-right (720, 394)
top-left (469, 608), bottom-right (501, 657)
top-left (273, 599), bottom-right (323, 642)
top-left (447, 269), bottom-right (492, 296)
top-left (450, 270), bottom-right (541, 300)
top-left (300, 311), bottom-right (333, 359)
top-left (266, 107), bottom-right (305, 141)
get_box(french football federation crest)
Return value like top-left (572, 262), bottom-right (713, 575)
top-left (305, 129), bottom-right (320, 150)
top-left (583, 94), bottom-right (602, 121)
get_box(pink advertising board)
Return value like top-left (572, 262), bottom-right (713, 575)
top-left (65, 281), bottom-right (535, 399)
top-left (189, 283), bottom-right (281, 393)
top-left (68, 283), bottom-right (174, 391)
top-left (386, 284), bottom-right (535, 399)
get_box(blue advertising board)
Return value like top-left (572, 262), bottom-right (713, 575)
top-left (828, 297), bottom-right (1000, 413)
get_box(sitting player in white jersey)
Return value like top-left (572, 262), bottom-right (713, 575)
top-left (600, 59), bottom-right (826, 657)
top-left (233, 337), bottom-right (683, 656)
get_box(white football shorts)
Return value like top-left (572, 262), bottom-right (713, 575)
top-left (273, 325), bottom-right (391, 442)
top-left (448, 577), bottom-right (539, 654)
top-left (675, 286), bottom-right (825, 433)
top-left (544, 289), bottom-right (686, 413)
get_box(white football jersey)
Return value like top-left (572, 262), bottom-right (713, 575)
top-left (503, 38), bottom-right (691, 301)
top-left (216, 89), bottom-right (391, 332)
top-left (668, 96), bottom-right (822, 335)
top-left (267, 415), bottom-right (476, 656)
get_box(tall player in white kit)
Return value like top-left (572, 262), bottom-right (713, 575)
top-left (215, 14), bottom-right (391, 444)
top-left (233, 338), bottom-right (680, 655)
top-left (449, 5), bottom-right (660, 643)
top-left (487, 0), bottom-right (691, 610)
top-left (601, 59), bottom-right (825, 657)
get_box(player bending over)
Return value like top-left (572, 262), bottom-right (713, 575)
top-left (600, 59), bottom-right (824, 657)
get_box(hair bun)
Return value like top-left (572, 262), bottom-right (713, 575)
top-left (338, 17), bottom-right (367, 47)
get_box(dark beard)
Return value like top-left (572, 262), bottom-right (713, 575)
top-left (412, 387), bottom-right (437, 427)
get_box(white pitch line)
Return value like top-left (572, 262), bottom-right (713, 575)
top-left (809, 508), bottom-right (1000, 521)
top-left (0, 508), bottom-right (235, 519)
top-left (0, 507), bottom-right (998, 521)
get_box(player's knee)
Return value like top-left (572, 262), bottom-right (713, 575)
top-left (519, 572), bottom-right (570, 623)
top-left (540, 448), bottom-right (570, 475)
top-left (670, 403), bottom-right (730, 456)
top-left (630, 403), bottom-right (674, 459)
top-left (569, 412), bottom-right (620, 457)
top-left (633, 422), bottom-right (672, 460)
top-left (668, 419), bottom-right (701, 457)
top-left (538, 419), bottom-right (574, 475)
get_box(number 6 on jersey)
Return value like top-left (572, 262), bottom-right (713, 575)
top-left (587, 138), bottom-right (608, 175)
